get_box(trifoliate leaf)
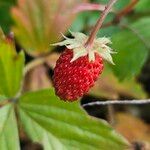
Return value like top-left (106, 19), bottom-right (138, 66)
top-left (0, 29), bottom-right (25, 97)
top-left (111, 18), bottom-right (150, 80)
top-left (18, 89), bottom-right (129, 150)
top-left (0, 104), bottom-right (20, 150)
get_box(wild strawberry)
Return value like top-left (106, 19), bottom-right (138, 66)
top-left (53, 49), bottom-right (103, 101)
top-left (52, 32), bottom-right (114, 101)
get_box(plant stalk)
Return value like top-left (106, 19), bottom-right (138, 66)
top-left (85, 0), bottom-right (117, 48)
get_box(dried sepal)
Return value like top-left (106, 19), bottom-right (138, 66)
top-left (52, 31), bottom-right (115, 64)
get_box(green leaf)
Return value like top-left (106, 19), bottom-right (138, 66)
top-left (135, 0), bottom-right (150, 12)
top-left (0, 95), bottom-right (7, 102)
top-left (18, 89), bottom-right (129, 150)
top-left (70, 13), bottom-right (87, 32)
top-left (0, 31), bottom-right (25, 97)
top-left (111, 18), bottom-right (150, 80)
top-left (0, 104), bottom-right (20, 150)
top-left (0, 0), bottom-right (16, 33)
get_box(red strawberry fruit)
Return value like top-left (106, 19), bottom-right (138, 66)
top-left (53, 49), bottom-right (103, 101)
top-left (52, 32), bottom-right (114, 101)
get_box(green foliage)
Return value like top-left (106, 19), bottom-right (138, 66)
top-left (0, 104), bottom-right (20, 150)
top-left (0, 95), bottom-right (7, 102)
top-left (0, 31), bottom-right (22, 149)
top-left (0, 31), bottom-right (24, 97)
top-left (0, 0), bottom-right (16, 33)
top-left (87, 12), bottom-right (120, 36)
top-left (70, 13), bottom-right (87, 32)
top-left (18, 89), bottom-right (128, 150)
top-left (111, 18), bottom-right (150, 80)
top-left (71, 11), bottom-right (120, 36)
top-left (135, 0), bottom-right (150, 12)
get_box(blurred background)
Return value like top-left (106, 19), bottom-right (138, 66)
top-left (0, 0), bottom-right (150, 149)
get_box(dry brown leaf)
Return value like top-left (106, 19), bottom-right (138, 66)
top-left (115, 113), bottom-right (150, 145)
top-left (11, 0), bottom-right (88, 56)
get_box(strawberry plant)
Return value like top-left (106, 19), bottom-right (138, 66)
top-left (0, 0), bottom-right (150, 149)
top-left (0, 29), bottom-right (128, 149)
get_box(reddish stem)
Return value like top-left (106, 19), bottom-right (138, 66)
top-left (85, 0), bottom-right (117, 48)
top-left (73, 3), bottom-right (108, 13)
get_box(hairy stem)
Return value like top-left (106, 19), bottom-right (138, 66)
top-left (85, 0), bottom-right (117, 47)
top-left (83, 99), bottom-right (150, 107)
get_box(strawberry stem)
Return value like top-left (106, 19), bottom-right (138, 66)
top-left (85, 0), bottom-right (117, 48)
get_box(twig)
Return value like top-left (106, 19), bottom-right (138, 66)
top-left (83, 99), bottom-right (150, 107)
top-left (85, 0), bottom-right (117, 47)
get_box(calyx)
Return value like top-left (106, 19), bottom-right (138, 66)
top-left (52, 31), bottom-right (115, 64)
